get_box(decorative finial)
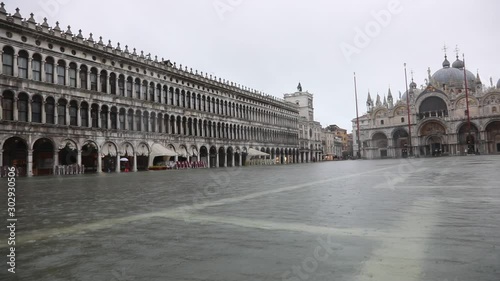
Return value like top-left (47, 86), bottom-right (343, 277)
top-left (98, 36), bottom-right (104, 45)
top-left (13, 7), bottom-right (22, 19)
top-left (53, 21), bottom-right (61, 32)
top-left (124, 45), bottom-right (129, 54)
top-left (455, 45), bottom-right (460, 58)
top-left (88, 32), bottom-right (94, 42)
top-left (107, 40), bottom-right (112, 48)
top-left (0, 3), bottom-right (6, 14)
top-left (65, 25), bottom-right (72, 35)
top-left (77, 29), bottom-right (83, 39)
top-left (442, 43), bottom-right (447, 57)
top-left (297, 82), bottom-right (302, 92)
top-left (41, 17), bottom-right (49, 27)
top-left (154, 55), bottom-right (158, 62)
top-left (132, 48), bottom-right (136, 55)
top-left (116, 42), bottom-right (121, 51)
top-left (140, 50), bottom-right (144, 58)
top-left (28, 13), bottom-right (36, 24)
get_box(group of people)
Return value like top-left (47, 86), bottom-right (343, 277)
top-left (167, 161), bottom-right (207, 169)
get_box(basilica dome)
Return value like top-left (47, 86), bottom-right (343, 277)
top-left (431, 56), bottom-right (475, 89)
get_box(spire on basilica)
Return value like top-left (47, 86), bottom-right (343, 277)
top-left (376, 94), bottom-right (381, 107)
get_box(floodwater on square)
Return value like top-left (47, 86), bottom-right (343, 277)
top-left (1, 155), bottom-right (499, 281)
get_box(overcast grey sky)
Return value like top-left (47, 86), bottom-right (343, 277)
top-left (6, 0), bottom-right (500, 131)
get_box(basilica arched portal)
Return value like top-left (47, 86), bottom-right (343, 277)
top-left (419, 121), bottom-right (447, 156)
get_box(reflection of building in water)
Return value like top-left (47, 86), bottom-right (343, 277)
top-left (352, 52), bottom-right (500, 159)
top-left (0, 5), bottom-right (302, 176)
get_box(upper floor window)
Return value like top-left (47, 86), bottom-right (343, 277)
top-left (32, 54), bottom-right (42, 81)
top-left (57, 60), bottom-right (66, 85)
top-left (69, 63), bottom-right (77, 87)
top-left (90, 68), bottom-right (98, 91)
top-left (2, 46), bottom-right (14, 76)
top-left (18, 50), bottom-right (29, 78)
top-left (45, 57), bottom-right (54, 83)
top-left (380, 120), bottom-right (384, 125)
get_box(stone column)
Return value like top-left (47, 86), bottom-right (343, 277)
top-left (64, 66), bottom-right (68, 86)
top-left (28, 58), bottom-right (33, 80)
top-left (76, 106), bottom-right (81, 126)
top-left (133, 153), bottom-right (138, 172)
top-left (238, 153), bottom-right (242, 166)
top-left (53, 150), bottom-right (59, 175)
top-left (27, 149), bottom-right (33, 177)
top-left (215, 153), bottom-right (219, 168)
top-left (13, 54), bottom-right (18, 77)
top-left (13, 98), bottom-right (18, 121)
top-left (41, 101), bottom-right (46, 123)
top-left (40, 61), bottom-right (46, 82)
top-left (65, 104), bottom-right (70, 125)
top-left (116, 154), bottom-right (121, 173)
top-left (77, 149), bottom-right (82, 166)
top-left (27, 99), bottom-right (32, 122)
top-left (231, 153), bottom-right (235, 168)
top-left (97, 153), bottom-right (102, 173)
top-left (97, 74), bottom-right (101, 92)
top-left (54, 103), bottom-right (58, 125)
top-left (207, 155), bottom-right (210, 168)
top-left (0, 150), bottom-right (3, 167)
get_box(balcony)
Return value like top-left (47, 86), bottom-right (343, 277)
top-left (417, 110), bottom-right (448, 121)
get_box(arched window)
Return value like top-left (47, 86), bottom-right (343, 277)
top-left (2, 91), bottom-right (14, 120)
top-left (127, 109), bottom-right (134, 130)
top-left (90, 68), bottom-right (98, 91)
top-left (142, 81), bottom-right (148, 100)
top-left (109, 73), bottom-right (116, 94)
top-left (45, 97), bottom-right (55, 124)
top-left (18, 93), bottom-right (28, 122)
top-left (175, 89), bottom-right (180, 106)
top-left (57, 99), bottom-right (67, 125)
top-left (119, 108), bottom-right (125, 130)
top-left (2, 46), bottom-right (14, 76)
top-left (100, 105), bottom-right (108, 129)
top-left (143, 112), bottom-right (149, 132)
top-left (18, 50), bottom-right (29, 78)
top-left (380, 120), bottom-right (384, 125)
top-left (80, 102), bottom-right (89, 127)
top-left (135, 110), bottom-right (142, 131)
top-left (156, 84), bottom-right (161, 102)
top-left (110, 107), bottom-right (117, 129)
top-left (135, 78), bottom-right (141, 99)
top-left (100, 70), bottom-right (107, 93)
top-left (69, 62), bottom-right (77, 87)
top-left (32, 54), bottom-right (42, 81)
top-left (126, 77), bottom-right (133, 97)
top-left (79, 65), bottom-right (88, 89)
top-left (118, 75), bottom-right (125, 96)
top-left (181, 90), bottom-right (185, 107)
top-left (68, 100), bottom-right (77, 126)
top-left (57, 60), bottom-right (66, 85)
top-left (45, 57), bottom-right (54, 83)
top-left (31, 95), bottom-right (42, 123)
top-left (149, 82), bottom-right (155, 101)
top-left (401, 117), bottom-right (405, 123)
top-left (91, 104), bottom-right (99, 128)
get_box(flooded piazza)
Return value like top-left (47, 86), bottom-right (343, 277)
top-left (1, 156), bottom-right (499, 281)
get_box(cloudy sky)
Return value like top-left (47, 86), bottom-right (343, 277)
top-left (6, 0), bottom-right (500, 131)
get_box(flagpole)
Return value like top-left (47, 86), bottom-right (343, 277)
top-left (463, 53), bottom-right (471, 153)
top-left (354, 72), bottom-right (361, 159)
top-left (404, 63), bottom-right (412, 157)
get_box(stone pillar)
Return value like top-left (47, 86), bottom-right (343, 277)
top-left (27, 99), bottom-right (32, 122)
top-left (231, 153), bottom-right (235, 168)
top-left (0, 150), bottom-right (3, 167)
top-left (97, 74), bottom-right (101, 92)
top-left (133, 153), bottom-right (138, 172)
top-left (65, 104), bottom-right (70, 125)
top-left (13, 98), bottom-right (18, 121)
top-left (53, 103), bottom-right (58, 125)
top-left (97, 153), bottom-right (102, 173)
top-left (215, 153), bottom-right (219, 168)
top-left (28, 58), bottom-right (33, 80)
top-left (53, 150), bottom-right (59, 175)
top-left (238, 153), bottom-right (242, 166)
top-left (40, 61), bottom-right (46, 82)
top-left (76, 106), bottom-right (81, 126)
top-left (116, 154), bottom-right (121, 173)
top-left (27, 149), bottom-right (33, 177)
top-left (64, 66), bottom-right (68, 86)
top-left (207, 155), bottom-right (210, 168)
top-left (106, 110), bottom-right (111, 130)
top-left (13, 54), bottom-right (18, 77)
top-left (77, 149), bottom-right (82, 166)
top-left (41, 101), bottom-right (46, 123)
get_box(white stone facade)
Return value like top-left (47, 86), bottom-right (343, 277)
top-left (354, 55), bottom-right (500, 159)
top-left (0, 5), bottom-right (304, 176)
